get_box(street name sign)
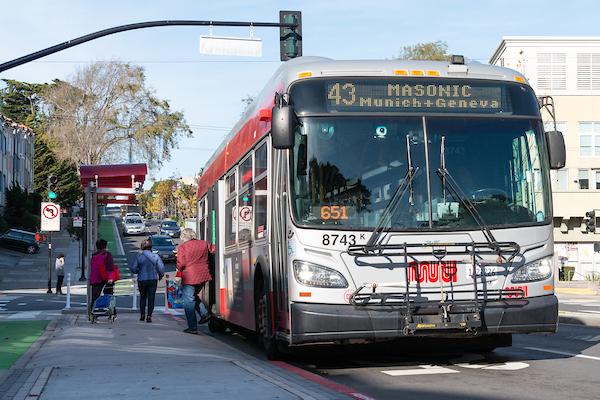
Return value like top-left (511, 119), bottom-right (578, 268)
top-left (41, 202), bottom-right (61, 231)
top-left (199, 35), bottom-right (262, 57)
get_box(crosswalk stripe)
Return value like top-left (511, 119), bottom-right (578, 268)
top-left (382, 365), bottom-right (459, 376)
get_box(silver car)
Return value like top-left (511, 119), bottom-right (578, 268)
top-left (123, 217), bottom-right (146, 236)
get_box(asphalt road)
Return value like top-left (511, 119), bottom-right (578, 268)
top-left (205, 322), bottom-right (600, 400)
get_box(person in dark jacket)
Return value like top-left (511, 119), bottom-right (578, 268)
top-left (130, 238), bottom-right (165, 323)
top-left (176, 228), bottom-right (212, 334)
top-left (89, 239), bottom-right (115, 314)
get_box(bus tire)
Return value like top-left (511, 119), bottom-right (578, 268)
top-left (255, 274), bottom-right (281, 360)
top-left (208, 316), bottom-right (227, 333)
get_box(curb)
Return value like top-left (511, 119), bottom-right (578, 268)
top-left (556, 287), bottom-right (599, 296)
top-left (11, 317), bottom-right (60, 370)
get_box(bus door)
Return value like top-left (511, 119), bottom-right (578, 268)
top-left (271, 149), bottom-right (290, 334)
top-left (219, 178), bottom-right (255, 330)
top-left (204, 182), bottom-right (219, 315)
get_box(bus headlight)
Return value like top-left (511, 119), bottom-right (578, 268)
top-left (293, 261), bottom-right (348, 288)
top-left (511, 257), bottom-right (553, 283)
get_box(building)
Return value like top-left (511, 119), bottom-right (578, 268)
top-left (490, 37), bottom-right (600, 280)
top-left (0, 114), bottom-right (35, 212)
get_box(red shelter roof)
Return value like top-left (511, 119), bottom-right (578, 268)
top-left (80, 163), bottom-right (147, 189)
top-left (79, 164), bottom-right (147, 205)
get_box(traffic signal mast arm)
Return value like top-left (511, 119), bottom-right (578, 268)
top-left (0, 15), bottom-right (301, 73)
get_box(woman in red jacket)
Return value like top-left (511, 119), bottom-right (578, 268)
top-left (176, 228), bottom-right (212, 334)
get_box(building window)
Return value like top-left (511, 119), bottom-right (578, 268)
top-left (579, 122), bottom-right (600, 156)
top-left (577, 53), bottom-right (600, 90)
top-left (537, 53), bottom-right (566, 91)
top-left (552, 169), bottom-right (568, 191)
top-left (544, 121), bottom-right (567, 138)
top-left (596, 171), bottom-right (600, 190)
top-left (579, 169), bottom-right (590, 189)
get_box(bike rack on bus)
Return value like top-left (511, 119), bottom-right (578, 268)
top-left (346, 240), bottom-right (523, 335)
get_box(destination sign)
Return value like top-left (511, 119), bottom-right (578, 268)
top-left (326, 81), bottom-right (505, 113)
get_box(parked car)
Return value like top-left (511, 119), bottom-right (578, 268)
top-left (123, 217), bottom-right (146, 236)
top-left (159, 220), bottom-right (181, 238)
top-left (150, 235), bottom-right (177, 262)
top-left (0, 229), bottom-right (40, 254)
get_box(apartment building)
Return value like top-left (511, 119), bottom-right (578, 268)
top-left (0, 114), bottom-right (35, 212)
top-left (490, 37), bottom-right (600, 280)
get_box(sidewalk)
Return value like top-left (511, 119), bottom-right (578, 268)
top-left (2, 312), bottom-right (353, 400)
top-left (557, 290), bottom-right (600, 327)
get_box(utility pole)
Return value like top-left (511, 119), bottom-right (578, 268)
top-left (46, 231), bottom-right (53, 294)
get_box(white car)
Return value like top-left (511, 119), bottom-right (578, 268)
top-left (123, 217), bottom-right (146, 236)
top-left (122, 212), bottom-right (143, 223)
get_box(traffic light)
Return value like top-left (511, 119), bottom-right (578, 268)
top-left (279, 11), bottom-right (302, 61)
top-left (47, 174), bottom-right (58, 200)
top-left (585, 210), bottom-right (596, 233)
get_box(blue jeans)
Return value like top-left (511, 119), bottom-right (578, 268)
top-left (182, 283), bottom-right (207, 330)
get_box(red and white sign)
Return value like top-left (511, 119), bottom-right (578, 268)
top-left (41, 202), bottom-right (61, 231)
top-left (73, 216), bottom-right (83, 228)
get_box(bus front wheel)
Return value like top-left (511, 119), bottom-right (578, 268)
top-left (255, 278), bottom-right (281, 360)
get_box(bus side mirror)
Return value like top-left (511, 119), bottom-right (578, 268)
top-left (546, 130), bottom-right (566, 169)
top-left (271, 105), bottom-right (295, 149)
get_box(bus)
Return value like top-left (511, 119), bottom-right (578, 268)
top-left (196, 56), bottom-right (566, 358)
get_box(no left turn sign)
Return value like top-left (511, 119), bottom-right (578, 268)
top-left (43, 204), bottom-right (59, 219)
top-left (41, 202), bottom-right (61, 231)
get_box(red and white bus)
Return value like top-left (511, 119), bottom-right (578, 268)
top-left (196, 56), bottom-right (565, 358)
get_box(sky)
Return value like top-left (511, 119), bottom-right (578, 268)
top-left (1, 0), bottom-right (599, 184)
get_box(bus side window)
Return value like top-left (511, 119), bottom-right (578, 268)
top-left (225, 171), bottom-right (237, 247)
top-left (255, 177), bottom-right (267, 240)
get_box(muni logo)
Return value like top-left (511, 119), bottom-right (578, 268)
top-left (407, 261), bottom-right (458, 283)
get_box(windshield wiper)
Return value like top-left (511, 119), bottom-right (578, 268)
top-left (435, 136), bottom-right (500, 252)
top-left (366, 134), bottom-right (419, 249)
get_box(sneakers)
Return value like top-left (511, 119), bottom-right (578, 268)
top-left (146, 316), bottom-right (152, 323)
top-left (183, 328), bottom-right (198, 334)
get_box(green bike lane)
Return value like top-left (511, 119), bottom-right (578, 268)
top-left (0, 320), bottom-right (49, 370)
top-left (98, 217), bottom-right (133, 295)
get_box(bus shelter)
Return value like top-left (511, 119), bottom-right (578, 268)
top-left (79, 163), bottom-right (147, 315)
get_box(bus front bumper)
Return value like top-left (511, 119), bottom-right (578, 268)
top-left (289, 295), bottom-right (558, 344)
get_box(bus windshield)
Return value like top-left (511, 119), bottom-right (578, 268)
top-left (291, 116), bottom-right (551, 230)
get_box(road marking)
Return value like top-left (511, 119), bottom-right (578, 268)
top-left (17, 303), bottom-right (27, 306)
top-left (382, 365), bottom-right (459, 376)
top-left (568, 334), bottom-right (600, 342)
top-left (525, 347), bottom-right (600, 361)
top-left (576, 309), bottom-right (600, 314)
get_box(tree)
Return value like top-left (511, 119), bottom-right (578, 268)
top-left (397, 41), bottom-right (451, 61)
top-left (0, 79), bottom-right (82, 206)
top-left (41, 61), bottom-right (192, 168)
